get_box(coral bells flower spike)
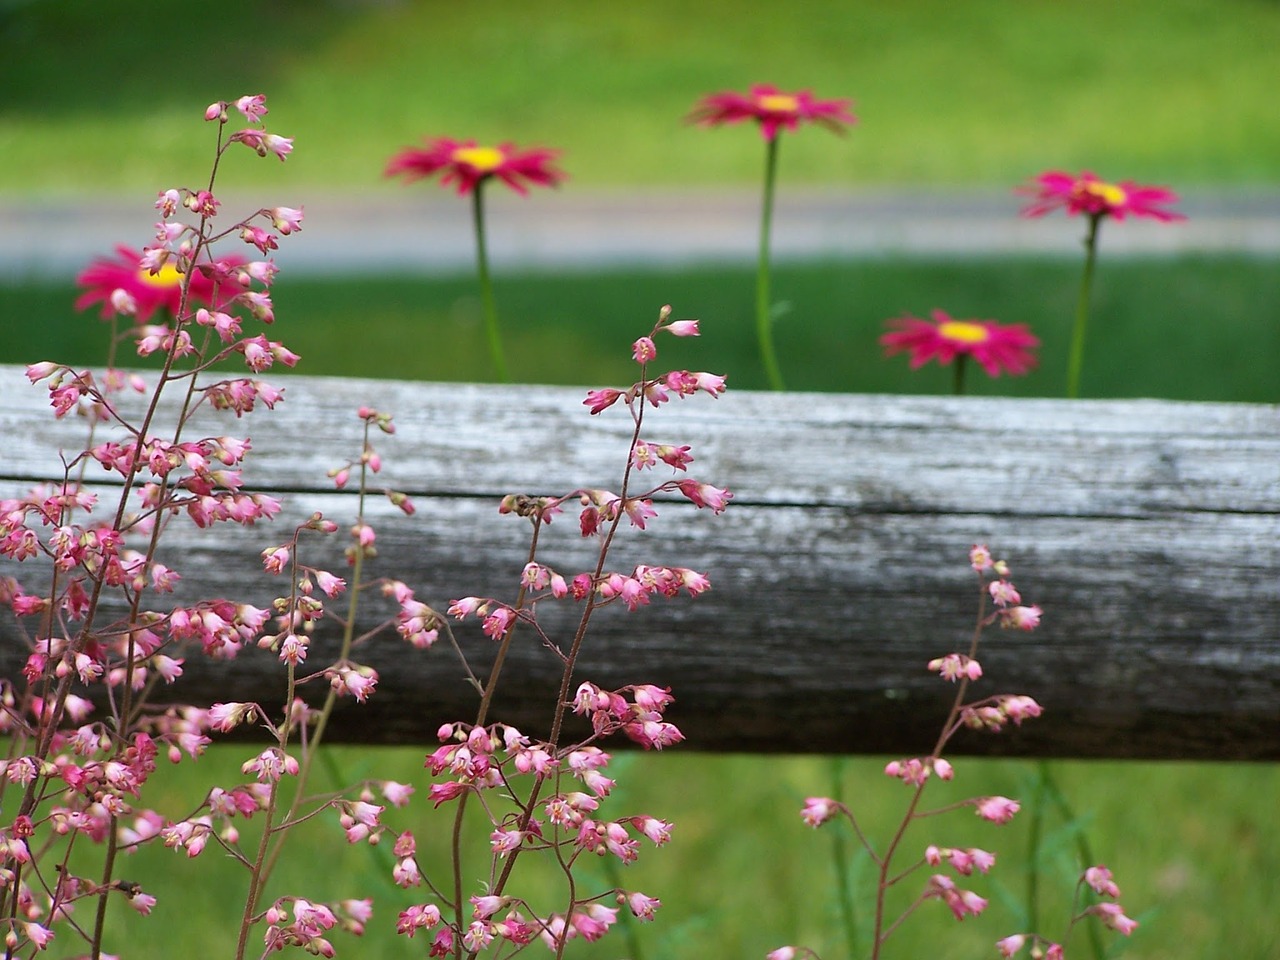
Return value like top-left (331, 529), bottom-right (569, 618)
top-left (688, 83), bottom-right (856, 141)
top-left (881, 310), bottom-right (1039, 380)
top-left (385, 137), bottom-right (565, 196)
top-left (1019, 170), bottom-right (1185, 223)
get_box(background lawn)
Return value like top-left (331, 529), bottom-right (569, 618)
top-left (5, 255), bottom-right (1279, 401)
top-left (2, 0), bottom-right (1280, 192)
top-left (2, 1), bottom-right (1278, 958)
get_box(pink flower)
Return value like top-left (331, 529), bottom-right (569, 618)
top-left (664, 319), bottom-right (700, 337)
top-left (624, 891), bottom-right (661, 920)
top-left (1084, 864), bottom-right (1122, 898)
top-left (397, 903), bottom-right (441, 936)
top-left (385, 137), bottom-right (565, 196)
top-left (988, 579), bottom-right (1021, 606)
top-left (999, 604), bottom-right (1043, 630)
top-left (925, 873), bottom-right (988, 921)
top-left (928, 653), bottom-right (983, 682)
top-left (1090, 901), bottom-right (1139, 935)
top-left (1020, 170), bottom-right (1184, 222)
top-left (969, 544), bottom-right (994, 572)
top-left (230, 129), bottom-right (293, 161)
top-left (689, 83), bottom-right (856, 141)
top-left (632, 336), bottom-right (657, 364)
top-left (675, 480), bottom-right (733, 513)
top-left (269, 206), bottom-right (304, 234)
top-left (800, 797), bottom-right (839, 827)
top-left (975, 795), bottom-right (1021, 824)
top-left (234, 94), bottom-right (268, 123)
top-left (584, 388), bottom-right (623, 414)
top-left (74, 246), bottom-right (235, 322)
top-left (996, 934), bottom-right (1028, 957)
top-left (881, 310), bottom-right (1039, 378)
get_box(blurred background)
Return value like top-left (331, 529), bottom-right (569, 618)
top-left (2, 1), bottom-right (1279, 958)
top-left (3, 0), bottom-right (1279, 397)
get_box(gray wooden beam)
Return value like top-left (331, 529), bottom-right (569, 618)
top-left (2, 367), bottom-right (1277, 758)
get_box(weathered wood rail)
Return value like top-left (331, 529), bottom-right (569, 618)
top-left (2, 366), bottom-right (1277, 759)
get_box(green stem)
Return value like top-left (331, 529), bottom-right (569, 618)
top-left (755, 135), bottom-right (785, 391)
top-left (1026, 762), bottom-right (1047, 936)
top-left (1066, 215), bottom-right (1101, 399)
top-left (828, 757), bottom-right (859, 959)
top-left (1040, 764), bottom-right (1107, 960)
top-left (471, 181), bottom-right (509, 383)
top-left (952, 355), bottom-right (968, 396)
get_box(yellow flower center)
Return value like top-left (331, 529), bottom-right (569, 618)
top-left (938, 321), bottom-right (990, 344)
top-left (1077, 180), bottom-right (1128, 207)
top-left (137, 264), bottom-right (185, 288)
top-left (451, 146), bottom-right (506, 174)
top-left (756, 94), bottom-right (799, 114)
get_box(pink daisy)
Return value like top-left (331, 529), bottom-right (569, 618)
top-left (75, 246), bottom-right (237, 322)
top-left (384, 137), bottom-right (565, 196)
top-left (880, 310), bottom-right (1039, 378)
top-left (1019, 170), bottom-right (1184, 222)
top-left (688, 84), bottom-right (856, 141)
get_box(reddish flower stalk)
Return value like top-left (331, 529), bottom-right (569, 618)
top-left (775, 548), bottom-right (1139, 960)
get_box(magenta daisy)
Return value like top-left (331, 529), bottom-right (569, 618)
top-left (881, 310), bottom-right (1039, 392)
top-left (75, 245), bottom-right (234, 322)
top-left (384, 137), bottom-right (565, 196)
top-left (1018, 170), bottom-right (1183, 397)
top-left (385, 137), bottom-right (566, 381)
top-left (688, 84), bottom-right (856, 141)
top-left (687, 84), bottom-right (855, 391)
top-left (1019, 170), bottom-right (1184, 223)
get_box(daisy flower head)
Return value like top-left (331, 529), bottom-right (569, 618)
top-left (75, 245), bottom-right (235, 322)
top-left (385, 137), bottom-right (566, 196)
top-left (688, 84), bottom-right (856, 141)
top-left (1019, 170), bottom-right (1184, 223)
top-left (881, 310), bottom-right (1039, 378)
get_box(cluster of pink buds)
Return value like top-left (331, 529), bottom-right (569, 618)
top-left (573, 681), bottom-right (684, 749)
top-left (261, 897), bottom-right (340, 958)
top-left (583, 306), bottom-right (727, 416)
top-left (997, 865), bottom-right (1139, 956)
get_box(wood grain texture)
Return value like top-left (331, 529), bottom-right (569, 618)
top-left (2, 366), bottom-right (1277, 759)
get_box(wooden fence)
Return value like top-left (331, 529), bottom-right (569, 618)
top-left (2, 366), bottom-right (1277, 760)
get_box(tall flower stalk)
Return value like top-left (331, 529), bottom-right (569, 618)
top-left (386, 137), bottom-right (566, 382)
top-left (1018, 170), bottom-right (1182, 958)
top-left (1019, 170), bottom-right (1183, 398)
top-left (689, 84), bottom-right (855, 390)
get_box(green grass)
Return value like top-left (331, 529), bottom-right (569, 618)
top-left (90, 747), bottom-right (1279, 960)
top-left (3, 0), bottom-right (1280, 192)
top-left (6, 256), bottom-right (1277, 402)
top-left (4, 2), bottom-right (1277, 952)
top-left (4, 199), bottom-right (1276, 955)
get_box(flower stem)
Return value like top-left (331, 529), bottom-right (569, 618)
top-left (1066, 214), bottom-right (1101, 399)
top-left (828, 758), bottom-right (860, 959)
top-left (471, 181), bottom-right (509, 383)
top-left (756, 135), bottom-right (785, 391)
top-left (1036, 762), bottom-right (1107, 960)
top-left (952, 355), bottom-right (968, 396)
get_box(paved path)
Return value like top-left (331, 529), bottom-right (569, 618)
top-left (4, 188), bottom-right (1279, 280)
